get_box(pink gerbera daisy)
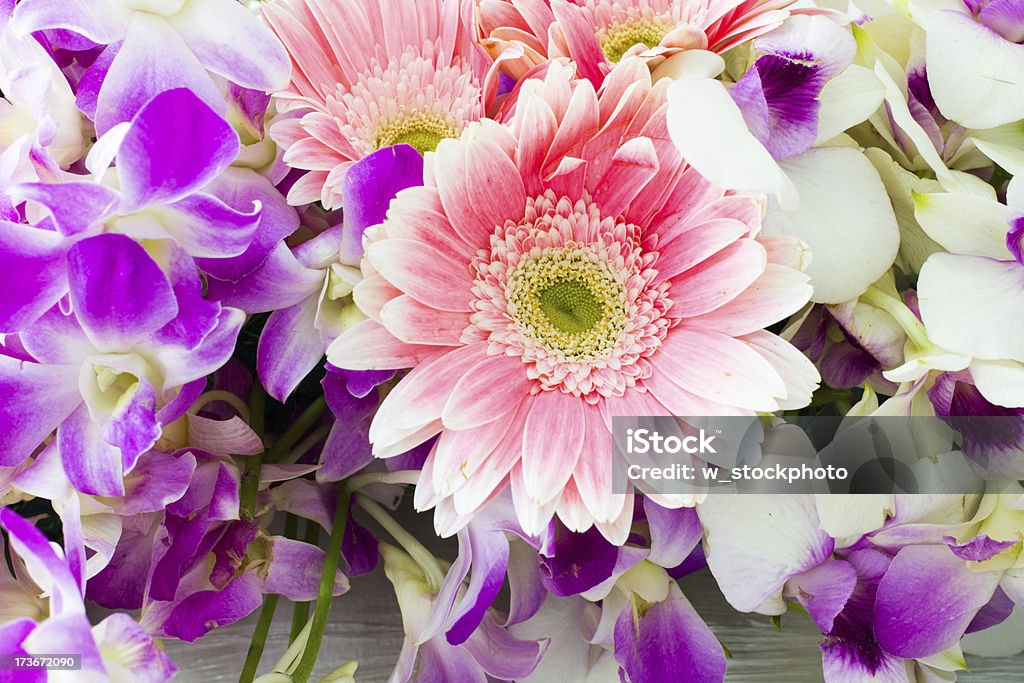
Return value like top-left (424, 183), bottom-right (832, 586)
top-left (478, 0), bottom-right (798, 83)
top-left (327, 59), bottom-right (818, 542)
top-left (262, 0), bottom-right (499, 208)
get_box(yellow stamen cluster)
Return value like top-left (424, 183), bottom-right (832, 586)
top-left (507, 249), bottom-right (628, 360)
top-left (374, 111), bottom-right (456, 154)
top-left (599, 17), bottom-right (674, 63)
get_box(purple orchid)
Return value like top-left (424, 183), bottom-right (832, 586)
top-left (0, 0), bottom-right (84, 186)
top-left (10, 0), bottom-right (290, 134)
top-left (790, 299), bottom-right (906, 394)
top-left (0, 233), bottom-right (243, 496)
top-left (0, 506), bottom-right (177, 682)
top-left (211, 143), bottom-right (424, 403)
top-left (697, 494), bottom-right (1013, 682)
top-left (1, 88), bottom-right (296, 334)
top-left (530, 500), bottom-right (726, 683)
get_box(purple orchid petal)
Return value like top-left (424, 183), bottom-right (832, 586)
top-left (446, 525), bottom-right (510, 645)
top-left (259, 536), bottom-right (349, 600)
top-left (614, 582), bottom-right (726, 683)
top-left (258, 297), bottom-right (324, 402)
top-left (817, 548), bottom-right (903, 682)
top-left (1008, 216), bottom-right (1024, 266)
top-left (160, 572), bottom-right (263, 642)
top-left (416, 637), bottom-right (488, 683)
top-left (386, 435), bottom-right (433, 471)
top-left (318, 419), bottom-right (375, 483)
top-left (10, 0), bottom-right (128, 44)
top-left (0, 619), bottom-right (43, 683)
top-left (158, 191), bottom-right (261, 259)
top-left (103, 376), bottom-right (160, 473)
top-left (505, 539), bottom-right (546, 626)
top-left (116, 88), bottom-right (237, 210)
top-left (149, 508), bottom-right (221, 601)
top-left (13, 181), bottom-right (118, 235)
top-left (784, 559), bottom-right (857, 634)
top-left (667, 542), bottom-right (706, 579)
top-left (168, 460), bottom-right (241, 521)
top-left (152, 245), bottom-right (221, 350)
top-left (967, 586), bottom-right (1015, 634)
top-left (67, 234), bottom-right (177, 350)
top-left (979, 0), bottom-right (1024, 42)
top-left (461, 614), bottom-right (547, 680)
top-left (929, 371), bottom-right (1024, 478)
top-left (336, 367), bottom-right (396, 399)
top-left (156, 378), bottom-right (205, 425)
top-left (119, 451), bottom-right (197, 516)
top-left (270, 479), bottom-right (335, 532)
top-left (0, 221), bottom-right (68, 333)
top-left (0, 356), bottom-right (79, 467)
top-left (210, 521), bottom-right (260, 589)
top-left (340, 144), bottom-right (425, 263)
top-left (874, 544), bottom-right (1000, 658)
top-left (95, 13), bottom-right (225, 133)
top-left (58, 403), bottom-right (126, 496)
top-left (944, 533), bottom-right (1017, 561)
top-left (92, 612), bottom-right (177, 683)
top-left (22, 613), bottom-right (105, 676)
top-left (731, 55), bottom-right (823, 161)
top-left (88, 524), bottom-right (156, 610)
top-left (317, 371), bottom-right (378, 481)
top-left (195, 168), bottom-right (300, 281)
top-left (206, 242), bottom-right (324, 313)
top-left (0, 508), bottom-right (83, 614)
top-left (540, 525), bottom-right (620, 597)
top-left (342, 513), bottom-right (379, 577)
top-left (166, 0), bottom-right (290, 90)
top-left (76, 42), bottom-right (118, 121)
top-left (148, 307), bottom-right (245, 390)
top-left (643, 500), bottom-right (702, 569)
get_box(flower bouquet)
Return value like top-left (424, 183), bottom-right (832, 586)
top-left (1, 0), bottom-right (1023, 680)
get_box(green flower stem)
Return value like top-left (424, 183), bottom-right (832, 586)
top-left (265, 397), bottom-right (328, 464)
top-left (291, 482), bottom-right (351, 683)
top-left (240, 386), bottom-right (268, 521)
top-left (239, 593), bottom-right (280, 683)
top-left (289, 519), bottom-right (320, 644)
top-left (281, 425), bottom-right (333, 465)
top-left (355, 494), bottom-right (446, 593)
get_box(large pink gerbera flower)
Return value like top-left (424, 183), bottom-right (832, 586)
top-left (478, 0), bottom-right (798, 83)
top-left (262, 0), bottom-right (499, 208)
top-left (328, 59), bottom-right (818, 542)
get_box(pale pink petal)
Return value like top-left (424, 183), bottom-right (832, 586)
top-left (452, 399), bottom-right (531, 516)
top-left (442, 355), bottom-right (533, 430)
top-left (650, 328), bottom-right (786, 411)
top-left (669, 239), bottom-right (767, 317)
top-left (380, 295), bottom-right (471, 346)
top-left (522, 391), bottom-right (586, 506)
top-left (366, 238), bottom-right (474, 312)
top-left (687, 265), bottom-right (812, 336)
top-left (326, 319), bottom-right (442, 370)
top-left (656, 218), bottom-right (748, 280)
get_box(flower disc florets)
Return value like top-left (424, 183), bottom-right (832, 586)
top-left (468, 191), bottom-right (672, 398)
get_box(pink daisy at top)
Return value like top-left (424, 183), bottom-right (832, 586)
top-left (478, 0), bottom-right (797, 82)
top-left (262, 0), bottom-right (498, 208)
top-left (328, 59), bottom-right (819, 543)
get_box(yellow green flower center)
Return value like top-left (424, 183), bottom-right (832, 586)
top-left (375, 111), bottom-right (456, 154)
top-left (507, 250), bottom-right (628, 360)
top-left (599, 18), bottom-right (674, 63)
